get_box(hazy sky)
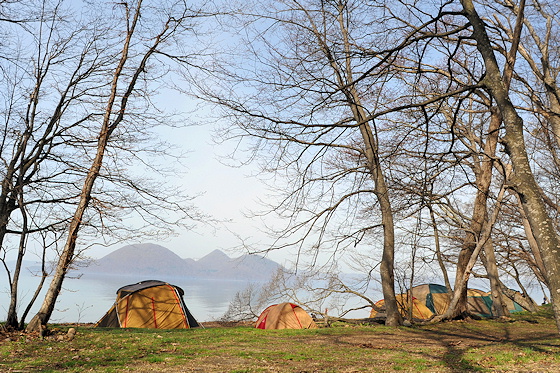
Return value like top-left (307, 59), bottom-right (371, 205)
top-left (160, 125), bottom-right (277, 261)
top-left (90, 94), bottom-right (288, 265)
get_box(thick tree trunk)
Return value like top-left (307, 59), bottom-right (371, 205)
top-left (461, 0), bottom-right (560, 332)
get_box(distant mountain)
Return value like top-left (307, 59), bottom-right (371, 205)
top-left (86, 243), bottom-right (192, 276)
top-left (84, 243), bottom-right (281, 281)
top-left (192, 249), bottom-right (281, 280)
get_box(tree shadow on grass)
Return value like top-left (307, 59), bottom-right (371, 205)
top-left (406, 321), bottom-right (560, 372)
top-left (327, 320), bottom-right (559, 372)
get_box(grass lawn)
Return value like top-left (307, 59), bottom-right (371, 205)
top-left (2, 307), bottom-right (560, 372)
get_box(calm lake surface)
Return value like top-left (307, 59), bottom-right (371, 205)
top-left (0, 272), bottom-right (252, 324)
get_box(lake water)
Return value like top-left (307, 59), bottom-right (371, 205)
top-left (0, 272), bottom-right (253, 324)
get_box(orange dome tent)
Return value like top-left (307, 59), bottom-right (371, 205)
top-left (95, 280), bottom-right (200, 329)
top-left (255, 302), bottom-right (317, 329)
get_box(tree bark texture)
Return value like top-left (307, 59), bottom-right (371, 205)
top-left (460, 0), bottom-right (560, 332)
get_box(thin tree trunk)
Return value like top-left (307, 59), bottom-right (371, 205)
top-left (19, 268), bottom-right (48, 330)
top-left (6, 201), bottom-right (28, 328)
top-left (428, 204), bottom-right (451, 291)
top-left (308, 3), bottom-right (401, 326)
top-left (347, 90), bottom-right (401, 326)
top-left (479, 108), bottom-right (508, 318)
top-left (25, 142), bottom-right (110, 332)
top-left (26, 1), bottom-right (145, 332)
top-left (448, 106), bottom-right (502, 318)
top-left (434, 167), bottom-right (509, 322)
top-left (500, 279), bottom-right (537, 312)
top-left (515, 193), bottom-right (548, 285)
top-left (407, 213), bottom-right (422, 321)
top-left (374, 164), bottom-right (401, 326)
top-left (481, 239), bottom-right (509, 317)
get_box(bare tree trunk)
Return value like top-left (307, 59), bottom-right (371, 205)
top-left (501, 280), bottom-right (537, 312)
top-left (445, 0), bottom-right (523, 321)
top-left (448, 105), bottom-right (502, 319)
top-left (481, 239), bottom-right (509, 317)
top-left (428, 204), bottom-right (451, 291)
top-left (26, 1), bottom-right (149, 332)
top-left (5, 194), bottom-right (29, 328)
top-left (479, 108), bottom-right (509, 318)
top-left (461, 0), bottom-right (560, 332)
top-left (351, 93), bottom-right (400, 327)
top-left (374, 164), bottom-right (401, 326)
top-left (434, 168), bottom-right (509, 322)
top-left (2, 3), bottom-right (88, 327)
top-left (19, 270), bottom-right (48, 330)
top-left (515, 194), bottom-right (548, 285)
top-left (25, 147), bottom-right (109, 332)
top-left (311, 3), bottom-right (401, 326)
top-left (344, 93), bottom-right (400, 326)
top-left (506, 0), bottom-right (560, 152)
top-left (452, 182), bottom-right (489, 316)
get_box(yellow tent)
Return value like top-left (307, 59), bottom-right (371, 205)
top-left (371, 295), bottom-right (435, 320)
top-left (255, 303), bottom-right (317, 329)
top-left (95, 280), bottom-right (200, 329)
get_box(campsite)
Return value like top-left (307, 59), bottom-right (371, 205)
top-left (4, 3), bottom-right (560, 372)
top-left (2, 306), bottom-right (560, 372)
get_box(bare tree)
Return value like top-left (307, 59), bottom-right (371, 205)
top-left (458, 0), bottom-right (560, 330)
top-left (24, 0), bottom-right (203, 332)
top-left (191, 0), bottom-right (439, 327)
top-left (221, 283), bottom-right (264, 322)
top-left (178, 0), bottom-right (556, 327)
top-left (0, 0), bottom-right (95, 329)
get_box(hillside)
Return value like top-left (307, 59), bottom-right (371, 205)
top-left (84, 243), bottom-right (281, 281)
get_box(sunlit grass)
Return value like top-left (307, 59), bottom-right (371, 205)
top-left (1, 312), bottom-right (559, 372)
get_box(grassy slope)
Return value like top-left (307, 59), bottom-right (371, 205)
top-left (2, 307), bottom-right (560, 372)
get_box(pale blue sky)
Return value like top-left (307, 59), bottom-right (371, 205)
top-left (90, 91), bottom-right (287, 265)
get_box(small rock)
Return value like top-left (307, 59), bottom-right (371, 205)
top-left (66, 328), bottom-right (77, 341)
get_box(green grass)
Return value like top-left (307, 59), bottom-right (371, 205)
top-left (2, 311), bottom-right (560, 372)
